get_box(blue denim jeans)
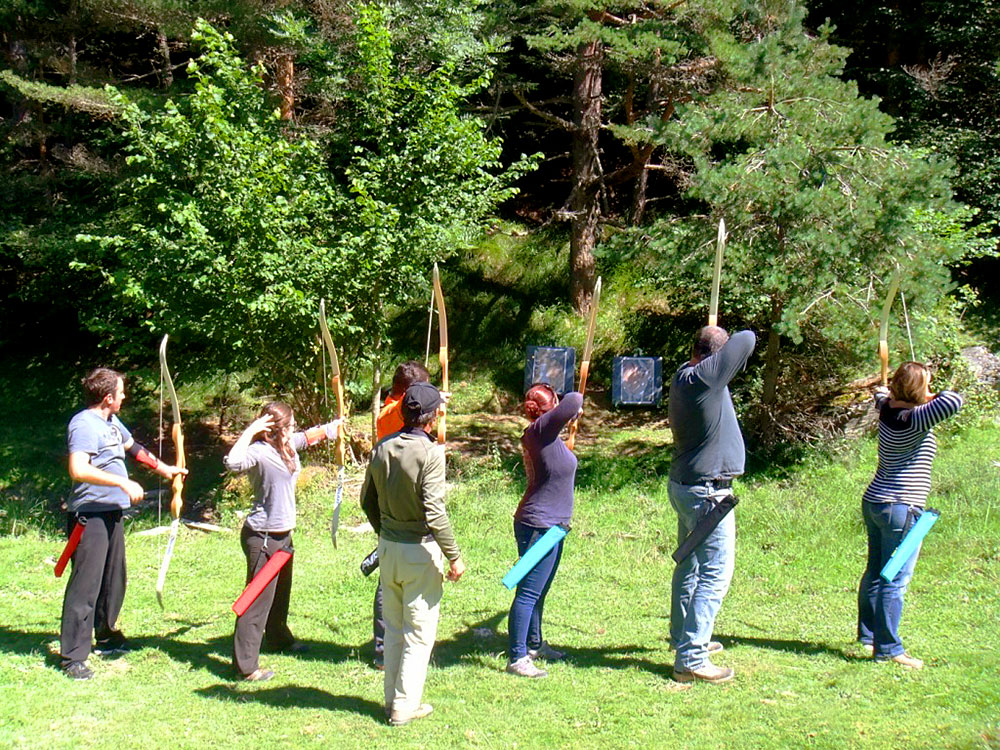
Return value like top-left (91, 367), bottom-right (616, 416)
top-left (507, 521), bottom-right (564, 661)
top-left (858, 501), bottom-right (922, 659)
top-left (669, 481), bottom-right (736, 671)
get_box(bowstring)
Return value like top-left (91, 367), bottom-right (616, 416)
top-left (157, 362), bottom-right (164, 541)
top-left (424, 284), bottom-right (435, 367)
top-left (900, 291), bottom-right (916, 361)
top-left (321, 336), bottom-right (330, 471)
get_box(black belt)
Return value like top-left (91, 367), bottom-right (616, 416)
top-left (698, 478), bottom-right (732, 489)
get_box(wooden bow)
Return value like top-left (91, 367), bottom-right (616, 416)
top-left (878, 269), bottom-right (902, 387)
top-left (708, 218), bottom-right (726, 326)
top-left (319, 299), bottom-right (347, 547)
top-left (432, 263), bottom-right (449, 445)
top-left (566, 275), bottom-right (602, 452)
top-left (155, 334), bottom-right (185, 608)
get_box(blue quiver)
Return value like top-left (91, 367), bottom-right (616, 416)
top-left (502, 525), bottom-right (568, 590)
top-left (880, 507), bottom-right (940, 582)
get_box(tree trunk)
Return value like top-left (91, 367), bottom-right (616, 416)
top-left (157, 31), bottom-right (172, 88)
top-left (569, 37), bottom-right (602, 314)
top-left (370, 323), bottom-right (382, 450)
top-left (276, 53), bottom-right (294, 121)
top-left (68, 0), bottom-right (78, 85)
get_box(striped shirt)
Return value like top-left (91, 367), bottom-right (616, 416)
top-left (863, 390), bottom-right (963, 507)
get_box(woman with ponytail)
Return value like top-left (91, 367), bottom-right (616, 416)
top-left (506, 383), bottom-right (583, 678)
top-left (224, 402), bottom-right (341, 681)
top-left (858, 362), bottom-right (962, 669)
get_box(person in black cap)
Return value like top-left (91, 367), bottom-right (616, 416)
top-left (361, 382), bottom-right (465, 726)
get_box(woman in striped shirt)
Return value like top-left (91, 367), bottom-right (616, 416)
top-left (858, 362), bottom-right (962, 669)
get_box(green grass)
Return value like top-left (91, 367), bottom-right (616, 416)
top-left (1, 415), bottom-right (999, 749)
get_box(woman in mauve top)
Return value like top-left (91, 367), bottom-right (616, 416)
top-left (858, 362), bottom-right (962, 670)
top-left (506, 383), bottom-right (583, 678)
top-left (224, 401), bottom-right (340, 681)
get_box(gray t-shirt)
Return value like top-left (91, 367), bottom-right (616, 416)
top-left (67, 408), bottom-right (133, 512)
top-left (224, 432), bottom-right (308, 533)
top-left (668, 330), bottom-right (756, 485)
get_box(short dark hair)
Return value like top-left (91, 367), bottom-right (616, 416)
top-left (691, 326), bottom-right (729, 360)
top-left (403, 409), bottom-right (437, 429)
top-left (392, 360), bottom-right (430, 396)
top-left (82, 368), bottom-right (123, 406)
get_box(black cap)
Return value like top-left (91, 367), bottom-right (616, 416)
top-left (403, 382), bottom-right (442, 419)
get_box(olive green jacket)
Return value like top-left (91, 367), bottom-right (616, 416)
top-left (361, 428), bottom-right (460, 561)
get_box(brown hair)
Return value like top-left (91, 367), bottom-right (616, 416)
top-left (391, 360), bottom-right (430, 397)
top-left (890, 362), bottom-right (931, 405)
top-left (257, 402), bottom-right (297, 473)
top-left (82, 368), bottom-right (123, 406)
top-left (524, 383), bottom-right (558, 420)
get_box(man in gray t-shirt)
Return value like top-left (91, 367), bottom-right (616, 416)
top-left (667, 327), bottom-right (755, 684)
top-left (60, 368), bottom-right (185, 680)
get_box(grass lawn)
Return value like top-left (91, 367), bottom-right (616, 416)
top-left (1, 411), bottom-right (998, 749)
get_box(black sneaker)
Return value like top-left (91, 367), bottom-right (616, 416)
top-left (94, 638), bottom-right (135, 656)
top-left (64, 661), bottom-right (94, 680)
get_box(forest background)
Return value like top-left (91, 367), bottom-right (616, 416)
top-left (4, 0), bottom-right (1000, 442)
top-left (2, 2), bottom-right (1000, 748)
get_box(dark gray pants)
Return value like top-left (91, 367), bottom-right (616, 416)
top-left (233, 525), bottom-right (294, 676)
top-left (374, 583), bottom-right (385, 657)
top-left (59, 510), bottom-right (127, 667)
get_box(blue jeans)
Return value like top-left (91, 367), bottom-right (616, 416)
top-left (507, 521), bottom-right (564, 661)
top-left (858, 501), bottom-right (922, 659)
top-left (669, 481), bottom-right (736, 671)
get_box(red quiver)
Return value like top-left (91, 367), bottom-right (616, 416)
top-left (231, 549), bottom-right (292, 616)
top-left (55, 520), bottom-right (86, 578)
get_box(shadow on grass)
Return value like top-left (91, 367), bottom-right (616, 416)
top-left (717, 632), bottom-right (860, 660)
top-left (195, 683), bottom-right (386, 721)
top-left (0, 624), bottom-right (60, 660)
top-left (430, 610), bottom-right (673, 679)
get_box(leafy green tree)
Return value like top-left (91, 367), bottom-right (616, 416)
top-left (76, 20), bottom-right (345, 394)
top-left (622, 5), bottom-right (983, 436)
top-left (74, 12), bottom-right (530, 413)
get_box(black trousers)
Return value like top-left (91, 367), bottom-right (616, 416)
top-left (59, 510), bottom-right (127, 667)
top-left (233, 525), bottom-right (295, 676)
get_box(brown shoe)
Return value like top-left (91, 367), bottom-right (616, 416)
top-left (672, 662), bottom-right (734, 684)
top-left (889, 652), bottom-right (923, 669)
top-left (389, 703), bottom-right (434, 726)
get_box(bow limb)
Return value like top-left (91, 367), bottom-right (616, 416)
top-left (567, 276), bottom-right (602, 452)
top-left (878, 270), bottom-right (902, 387)
top-left (708, 218), bottom-right (726, 327)
top-left (432, 264), bottom-right (449, 445)
top-left (319, 299), bottom-right (347, 547)
top-left (156, 334), bottom-right (185, 608)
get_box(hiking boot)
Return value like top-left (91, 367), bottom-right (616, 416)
top-left (63, 661), bottom-right (94, 680)
top-left (672, 662), bottom-right (734, 684)
top-left (389, 703), bottom-right (433, 727)
top-left (244, 668), bottom-right (274, 682)
top-left (887, 652), bottom-right (923, 669)
top-left (528, 642), bottom-right (566, 661)
top-left (506, 655), bottom-right (547, 678)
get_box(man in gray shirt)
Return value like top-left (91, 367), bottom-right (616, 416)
top-left (667, 326), bottom-right (755, 683)
top-left (62, 368), bottom-right (186, 679)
